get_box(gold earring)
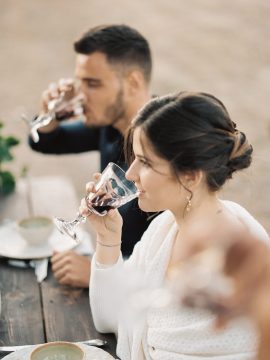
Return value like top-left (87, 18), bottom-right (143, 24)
top-left (185, 196), bottom-right (192, 212)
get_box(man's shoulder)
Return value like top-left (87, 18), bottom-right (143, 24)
top-left (101, 126), bottom-right (123, 141)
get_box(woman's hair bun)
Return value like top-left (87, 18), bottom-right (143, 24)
top-left (227, 131), bottom-right (253, 174)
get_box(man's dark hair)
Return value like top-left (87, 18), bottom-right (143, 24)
top-left (74, 24), bottom-right (152, 83)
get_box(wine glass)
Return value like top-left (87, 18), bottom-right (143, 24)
top-left (54, 162), bottom-right (139, 242)
top-left (22, 80), bottom-right (85, 143)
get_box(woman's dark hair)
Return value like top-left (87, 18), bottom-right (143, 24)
top-left (125, 92), bottom-right (253, 191)
top-left (74, 24), bottom-right (152, 83)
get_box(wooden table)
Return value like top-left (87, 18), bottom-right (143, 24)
top-left (0, 260), bottom-right (116, 359)
top-left (0, 176), bottom-right (117, 359)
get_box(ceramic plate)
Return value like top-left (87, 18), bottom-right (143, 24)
top-left (0, 344), bottom-right (115, 360)
top-left (0, 221), bottom-right (91, 259)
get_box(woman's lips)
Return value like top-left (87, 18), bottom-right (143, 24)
top-left (137, 190), bottom-right (145, 197)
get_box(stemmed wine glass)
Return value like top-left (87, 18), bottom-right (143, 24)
top-left (54, 162), bottom-right (139, 242)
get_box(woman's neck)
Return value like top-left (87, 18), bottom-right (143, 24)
top-left (167, 192), bottom-right (223, 275)
top-left (173, 191), bottom-right (222, 229)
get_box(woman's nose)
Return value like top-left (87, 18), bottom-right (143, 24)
top-left (125, 167), bottom-right (132, 181)
top-left (125, 162), bottom-right (137, 182)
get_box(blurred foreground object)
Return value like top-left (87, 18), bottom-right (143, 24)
top-left (220, 235), bottom-right (270, 360)
top-left (172, 226), bottom-right (270, 360)
top-left (0, 121), bottom-right (20, 195)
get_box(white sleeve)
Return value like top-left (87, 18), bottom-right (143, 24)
top-left (89, 229), bottom-right (153, 334)
top-left (89, 211), bottom-right (172, 335)
top-left (223, 200), bottom-right (269, 244)
top-left (90, 253), bottom-right (124, 334)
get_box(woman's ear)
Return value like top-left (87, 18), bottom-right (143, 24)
top-left (180, 170), bottom-right (204, 190)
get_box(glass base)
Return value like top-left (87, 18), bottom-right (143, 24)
top-left (54, 217), bottom-right (78, 242)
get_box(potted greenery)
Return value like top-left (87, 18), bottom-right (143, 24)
top-left (0, 121), bottom-right (20, 195)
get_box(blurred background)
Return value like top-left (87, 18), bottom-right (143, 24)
top-left (1, 0), bottom-right (269, 232)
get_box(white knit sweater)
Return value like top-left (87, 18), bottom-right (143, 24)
top-left (90, 200), bottom-right (269, 360)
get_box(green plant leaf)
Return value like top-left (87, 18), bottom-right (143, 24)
top-left (0, 171), bottom-right (16, 195)
top-left (6, 136), bottom-right (20, 147)
top-left (0, 133), bottom-right (19, 163)
top-left (0, 122), bottom-right (20, 193)
top-left (0, 141), bottom-right (13, 162)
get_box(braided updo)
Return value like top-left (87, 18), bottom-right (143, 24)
top-left (126, 91), bottom-right (253, 191)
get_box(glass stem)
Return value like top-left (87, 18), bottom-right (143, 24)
top-left (70, 213), bottom-right (86, 226)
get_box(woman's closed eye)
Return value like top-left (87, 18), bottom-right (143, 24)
top-left (138, 157), bottom-right (151, 168)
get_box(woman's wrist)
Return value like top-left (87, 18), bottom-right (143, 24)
top-left (96, 239), bottom-right (122, 247)
top-left (95, 235), bottom-right (122, 265)
top-left (97, 233), bottom-right (121, 246)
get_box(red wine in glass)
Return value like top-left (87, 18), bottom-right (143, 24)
top-left (86, 192), bottom-right (118, 215)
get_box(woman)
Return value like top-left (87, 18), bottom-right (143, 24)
top-left (80, 92), bottom-right (269, 359)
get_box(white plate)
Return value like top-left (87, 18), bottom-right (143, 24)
top-left (0, 221), bottom-right (89, 259)
top-left (1, 343), bottom-right (115, 359)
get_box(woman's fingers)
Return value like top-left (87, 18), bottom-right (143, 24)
top-left (93, 172), bottom-right (101, 181)
top-left (85, 181), bottom-right (96, 193)
top-left (85, 173), bottom-right (101, 193)
top-left (107, 208), bottom-right (118, 218)
top-left (79, 198), bottom-right (89, 216)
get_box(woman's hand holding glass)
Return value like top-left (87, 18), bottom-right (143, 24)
top-left (79, 176), bottom-right (124, 266)
top-left (79, 177), bottom-right (123, 242)
top-left (54, 162), bottom-right (138, 243)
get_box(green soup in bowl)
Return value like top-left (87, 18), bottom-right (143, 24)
top-left (30, 341), bottom-right (85, 360)
top-left (17, 216), bottom-right (54, 246)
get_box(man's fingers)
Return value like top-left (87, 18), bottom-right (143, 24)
top-left (53, 265), bottom-right (67, 280)
top-left (48, 82), bottom-right (60, 98)
top-left (59, 78), bottom-right (74, 88)
top-left (59, 78), bottom-right (76, 99)
top-left (41, 89), bottom-right (56, 112)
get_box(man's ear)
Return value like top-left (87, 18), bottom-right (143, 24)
top-left (180, 170), bottom-right (204, 190)
top-left (125, 70), bottom-right (145, 96)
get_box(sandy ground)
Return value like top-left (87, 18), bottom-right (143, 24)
top-left (1, 0), bottom-right (270, 232)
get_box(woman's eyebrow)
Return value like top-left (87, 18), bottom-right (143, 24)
top-left (136, 154), bottom-right (152, 163)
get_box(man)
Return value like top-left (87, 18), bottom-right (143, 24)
top-left (29, 24), bottom-right (153, 287)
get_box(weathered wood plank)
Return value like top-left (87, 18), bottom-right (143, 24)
top-left (0, 261), bottom-right (44, 346)
top-left (41, 268), bottom-right (117, 357)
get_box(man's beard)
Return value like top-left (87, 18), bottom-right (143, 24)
top-left (84, 86), bottom-right (126, 128)
top-left (104, 87), bottom-right (126, 127)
